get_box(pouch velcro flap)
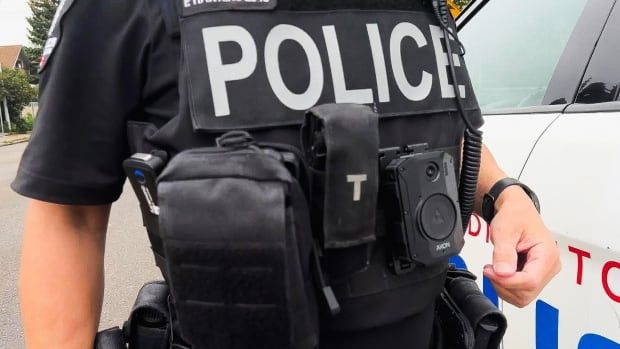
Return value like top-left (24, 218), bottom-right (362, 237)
top-left (304, 103), bottom-right (379, 249)
top-left (159, 148), bottom-right (293, 185)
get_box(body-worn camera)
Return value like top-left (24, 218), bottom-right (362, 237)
top-left (380, 144), bottom-right (464, 274)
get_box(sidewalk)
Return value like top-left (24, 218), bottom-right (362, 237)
top-left (0, 133), bottom-right (31, 147)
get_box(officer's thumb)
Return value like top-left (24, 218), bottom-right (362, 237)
top-left (489, 224), bottom-right (519, 277)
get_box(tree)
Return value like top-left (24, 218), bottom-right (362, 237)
top-left (0, 68), bottom-right (37, 132)
top-left (454, 0), bottom-right (473, 9)
top-left (25, 0), bottom-right (60, 79)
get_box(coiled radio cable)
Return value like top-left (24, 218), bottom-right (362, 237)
top-left (432, 0), bottom-right (483, 230)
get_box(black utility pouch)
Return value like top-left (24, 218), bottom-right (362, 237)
top-left (157, 134), bottom-right (318, 349)
top-left (302, 103), bottom-right (379, 251)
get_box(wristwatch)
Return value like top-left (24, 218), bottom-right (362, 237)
top-left (482, 178), bottom-right (541, 222)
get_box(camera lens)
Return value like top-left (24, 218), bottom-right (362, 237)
top-left (425, 163), bottom-right (439, 181)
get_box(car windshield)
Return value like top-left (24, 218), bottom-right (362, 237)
top-left (459, 0), bottom-right (588, 111)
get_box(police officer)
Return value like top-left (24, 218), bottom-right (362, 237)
top-left (12, 0), bottom-right (561, 348)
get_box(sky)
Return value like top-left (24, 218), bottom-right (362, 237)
top-left (0, 0), bottom-right (31, 46)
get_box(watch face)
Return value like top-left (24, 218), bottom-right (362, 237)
top-left (482, 194), bottom-right (494, 222)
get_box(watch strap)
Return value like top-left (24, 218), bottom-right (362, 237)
top-left (482, 178), bottom-right (540, 222)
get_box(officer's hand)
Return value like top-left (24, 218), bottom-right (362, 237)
top-left (482, 186), bottom-right (561, 308)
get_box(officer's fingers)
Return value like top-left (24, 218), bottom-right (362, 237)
top-left (520, 241), bottom-right (562, 284)
top-left (483, 261), bottom-right (542, 304)
top-left (489, 219), bottom-right (521, 277)
top-left (485, 282), bottom-right (511, 304)
top-left (483, 264), bottom-right (513, 286)
top-left (484, 264), bottom-right (540, 307)
top-left (490, 283), bottom-right (533, 308)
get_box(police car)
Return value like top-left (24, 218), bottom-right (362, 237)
top-left (455, 0), bottom-right (620, 348)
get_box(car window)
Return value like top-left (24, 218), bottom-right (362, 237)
top-left (574, 3), bottom-right (620, 103)
top-left (459, 0), bottom-right (588, 110)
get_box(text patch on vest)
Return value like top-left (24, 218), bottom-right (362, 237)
top-left (180, 10), bottom-right (479, 131)
top-left (182, 0), bottom-right (277, 17)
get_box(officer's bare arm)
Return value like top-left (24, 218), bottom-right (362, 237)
top-left (20, 200), bottom-right (110, 349)
top-left (475, 144), bottom-right (561, 308)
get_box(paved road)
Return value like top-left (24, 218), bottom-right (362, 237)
top-left (0, 143), bottom-right (161, 348)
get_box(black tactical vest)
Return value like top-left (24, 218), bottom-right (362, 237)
top-left (126, 1), bottom-right (484, 348)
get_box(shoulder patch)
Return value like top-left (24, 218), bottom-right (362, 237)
top-left (181, 0), bottom-right (277, 17)
top-left (40, 0), bottom-right (77, 72)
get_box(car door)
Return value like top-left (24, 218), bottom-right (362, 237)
top-left (455, 0), bottom-right (619, 348)
top-left (515, 2), bottom-right (620, 348)
top-left (515, 102), bottom-right (620, 349)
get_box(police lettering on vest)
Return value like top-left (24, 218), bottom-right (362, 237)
top-left (179, 10), bottom-right (478, 131)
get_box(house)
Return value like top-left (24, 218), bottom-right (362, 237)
top-left (0, 45), bottom-right (33, 133)
top-left (0, 45), bottom-right (30, 71)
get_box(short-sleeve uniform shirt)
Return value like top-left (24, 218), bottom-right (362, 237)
top-left (12, 0), bottom-right (179, 204)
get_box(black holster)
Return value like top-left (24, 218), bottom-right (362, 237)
top-left (94, 327), bottom-right (125, 349)
top-left (434, 267), bottom-right (507, 349)
top-left (124, 281), bottom-right (171, 349)
top-left (94, 281), bottom-right (172, 349)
